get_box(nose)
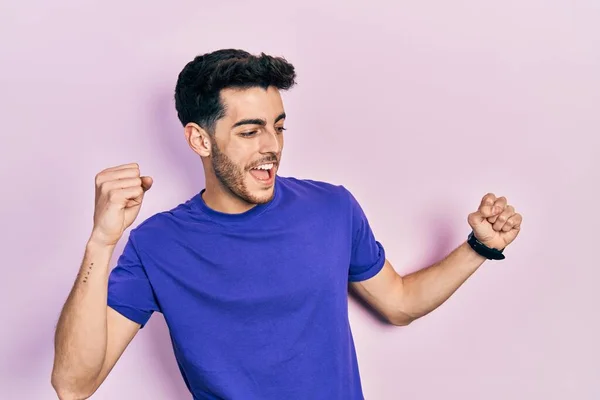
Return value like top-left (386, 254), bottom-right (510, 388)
top-left (259, 128), bottom-right (282, 155)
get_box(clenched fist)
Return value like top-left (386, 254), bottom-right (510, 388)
top-left (90, 163), bottom-right (153, 247)
top-left (467, 193), bottom-right (523, 251)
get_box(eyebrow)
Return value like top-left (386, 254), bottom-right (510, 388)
top-left (231, 112), bottom-right (286, 129)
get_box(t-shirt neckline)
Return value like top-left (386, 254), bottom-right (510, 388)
top-left (192, 176), bottom-right (281, 223)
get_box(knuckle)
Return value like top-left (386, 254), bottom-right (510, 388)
top-left (131, 187), bottom-right (143, 198)
top-left (107, 190), bottom-right (120, 202)
top-left (99, 182), bottom-right (110, 194)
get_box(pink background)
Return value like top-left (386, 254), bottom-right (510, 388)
top-left (1, 1), bottom-right (599, 399)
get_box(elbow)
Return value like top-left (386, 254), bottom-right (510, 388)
top-left (52, 383), bottom-right (94, 400)
top-left (388, 315), bottom-right (416, 326)
top-left (51, 386), bottom-right (83, 400)
top-left (51, 373), bottom-right (97, 400)
top-left (385, 308), bottom-right (418, 326)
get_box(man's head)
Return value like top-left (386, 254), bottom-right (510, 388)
top-left (175, 49), bottom-right (296, 206)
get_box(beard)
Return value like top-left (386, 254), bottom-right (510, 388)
top-left (211, 142), bottom-right (277, 205)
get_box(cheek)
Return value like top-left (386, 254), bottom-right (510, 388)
top-left (221, 144), bottom-right (255, 169)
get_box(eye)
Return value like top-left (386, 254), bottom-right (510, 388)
top-left (276, 127), bottom-right (287, 134)
top-left (239, 131), bottom-right (258, 138)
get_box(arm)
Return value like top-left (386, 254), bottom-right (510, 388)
top-left (351, 193), bottom-right (523, 326)
top-left (350, 243), bottom-right (485, 326)
top-left (52, 163), bottom-right (153, 399)
top-left (52, 240), bottom-right (142, 399)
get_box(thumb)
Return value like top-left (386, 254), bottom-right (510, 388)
top-left (141, 176), bottom-right (153, 192)
top-left (467, 210), bottom-right (486, 227)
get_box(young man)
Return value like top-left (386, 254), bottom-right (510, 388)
top-left (51, 49), bottom-right (523, 399)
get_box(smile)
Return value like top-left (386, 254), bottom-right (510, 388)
top-left (249, 162), bottom-right (276, 184)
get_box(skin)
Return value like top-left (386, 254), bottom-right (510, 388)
top-left (51, 84), bottom-right (523, 399)
top-left (184, 86), bottom-right (287, 214)
top-left (51, 87), bottom-right (288, 399)
top-left (351, 193), bottom-right (523, 326)
top-left (52, 163), bottom-right (152, 399)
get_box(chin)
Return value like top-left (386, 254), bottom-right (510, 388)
top-left (243, 171), bottom-right (276, 203)
top-left (246, 186), bottom-right (275, 205)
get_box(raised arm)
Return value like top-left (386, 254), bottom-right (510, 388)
top-left (51, 163), bottom-right (153, 399)
top-left (351, 193), bottom-right (523, 326)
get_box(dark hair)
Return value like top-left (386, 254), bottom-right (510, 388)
top-left (174, 49), bottom-right (297, 134)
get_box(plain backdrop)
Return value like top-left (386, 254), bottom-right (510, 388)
top-left (1, 0), bottom-right (598, 399)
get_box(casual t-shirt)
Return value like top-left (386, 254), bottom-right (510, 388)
top-left (107, 175), bottom-right (386, 399)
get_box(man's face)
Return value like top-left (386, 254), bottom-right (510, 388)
top-left (210, 86), bottom-right (286, 205)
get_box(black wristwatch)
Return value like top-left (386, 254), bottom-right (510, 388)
top-left (467, 231), bottom-right (505, 260)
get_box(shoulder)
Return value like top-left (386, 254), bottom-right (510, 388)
top-left (127, 196), bottom-right (198, 244)
top-left (277, 175), bottom-right (351, 200)
top-left (275, 175), bottom-right (357, 218)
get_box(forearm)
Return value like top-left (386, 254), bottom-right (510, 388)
top-left (401, 241), bottom-right (486, 319)
top-left (52, 239), bottom-right (114, 398)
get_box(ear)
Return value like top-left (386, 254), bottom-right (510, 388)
top-left (184, 123), bottom-right (211, 157)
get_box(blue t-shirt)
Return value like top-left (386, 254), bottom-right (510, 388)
top-left (108, 175), bottom-right (386, 399)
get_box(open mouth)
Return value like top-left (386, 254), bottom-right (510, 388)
top-left (249, 162), bottom-right (276, 183)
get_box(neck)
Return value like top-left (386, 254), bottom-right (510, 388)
top-left (202, 173), bottom-right (256, 215)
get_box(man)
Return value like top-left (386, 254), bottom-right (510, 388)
top-left (51, 49), bottom-right (523, 399)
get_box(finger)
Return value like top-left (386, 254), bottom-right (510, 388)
top-left (501, 213), bottom-right (523, 232)
top-left (125, 197), bottom-right (143, 208)
top-left (127, 182), bottom-right (150, 207)
top-left (96, 167), bottom-right (140, 186)
top-left (140, 176), bottom-right (153, 192)
top-left (102, 177), bottom-right (142, 192)
top-left (487, 196), bottom-right (508, 223)
top-left (492, 196), bottom-right (507, 214)
top-left (478, 193), bottom-right (497, 217)
top-left (492, 205), bottom-right (514, 231)
top-left (121, 186), bottom-right (145, 202)
top-left (500, 214), bottom-right (523, 244)
top-left (107, 186), bottom-right (144, 204)
top-left (467, 210), bottom-right (486, 226)
top-left (103, 163), bottom-right (139, 172)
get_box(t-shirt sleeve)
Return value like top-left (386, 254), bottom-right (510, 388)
top-left (107, 232), bottom-right (160, 328)
top-left (344, 187), bottom-right (387, 282)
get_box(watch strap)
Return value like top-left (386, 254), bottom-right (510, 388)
top-left (467, 231), bottom-right (505, 260)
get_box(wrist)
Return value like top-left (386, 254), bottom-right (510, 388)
top-left (467, 231), bottom-right (505, 260)
top-left (88, 228), bottom-right (120, 249)
top-left (461, 240), bottom-right (487, 262)
top-left (86, 236), bottom-right (117, 253)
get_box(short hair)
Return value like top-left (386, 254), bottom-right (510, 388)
top-left (174, 49), bottom-right (297, 134)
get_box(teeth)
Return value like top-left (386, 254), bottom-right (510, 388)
top-left (254, 163), bottom-right (274, 170)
